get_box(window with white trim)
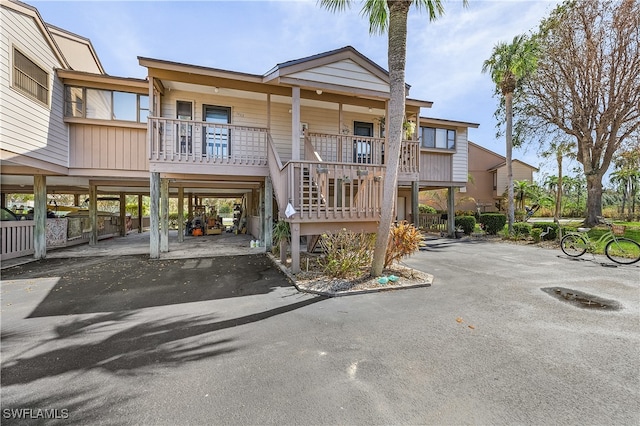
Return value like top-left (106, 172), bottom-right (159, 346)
top-left (13, 48), bottom-right (49, 105)
top-left (421, 127), bottom-right (456, 150)
top-left (64, 86), bottom-right (148, 123)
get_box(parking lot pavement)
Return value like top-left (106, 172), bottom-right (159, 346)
top-left (1, 240), bottom-right (638, 425)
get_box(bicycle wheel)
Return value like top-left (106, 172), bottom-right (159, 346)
top-left (561, 234), bottom-right (587, 257)
top-left (605, 238), bottom-right (640, 265)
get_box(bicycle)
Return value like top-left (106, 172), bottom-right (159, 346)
top-left (560, 217), bottom-right (640, 265)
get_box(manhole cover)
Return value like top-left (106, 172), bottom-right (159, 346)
top-left (541, 287), bottom-right (622, 310)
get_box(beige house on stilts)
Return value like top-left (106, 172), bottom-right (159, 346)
top-left (1, 0), bottom-right (479, 272)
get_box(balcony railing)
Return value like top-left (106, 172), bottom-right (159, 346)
top-left (148, 117), bottom-right (268, 165)
top-left (284, 161), bottom-right (385, 221)
top-left (306, 132), bottom-right (419, 173)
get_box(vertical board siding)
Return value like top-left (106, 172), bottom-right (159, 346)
top-left (0, 7), bottom-right (68, 167)
top-left (451, 128), bottom-right (468, 182)
top-left (69, 123), bottom-right (148, 171)
top-left (419, 152), bottom-right (452, 182)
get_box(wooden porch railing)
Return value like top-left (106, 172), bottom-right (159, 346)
top-left (1, 217), bottom-right (121, 261)
top-left (418, 213), bottom-right (447, 232)
top-left (266, 134), bottom-right (288, 218)
top-left (284, 161), bottom-right (385, 221)
top-left (148, 117), bottom-right (268, 165)
top-left (1, 220), bottom-right (34, 260)
top-left (306, 132), bottom-right (419, 173)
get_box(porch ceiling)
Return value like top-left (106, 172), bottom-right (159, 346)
top-left (158, 78), bottom-right (389, 112)
top-left (1, 174), bottom-right (259, 198)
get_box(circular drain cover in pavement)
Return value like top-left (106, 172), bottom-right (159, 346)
top-left (541, 287), bottom-right (622, 310)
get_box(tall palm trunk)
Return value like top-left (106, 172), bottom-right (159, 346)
top-left (371, 0), bottom-right (409, 276)
top-left (555, 150), bottom-right (563, 220)
top-left (505, 91), bottom-right (514, 235)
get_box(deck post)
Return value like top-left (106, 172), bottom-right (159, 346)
top-left (74, 194), bottom-right (80, 207)
top-left (264, 177), bottom-right (273, 250)
top-left (119, 192), bottom-right (126, 237)
top-left (447, 186), bottom-right (455, 237)
top-left (291, 86), bottom-right (300, 161)
top-left (150, 172), bottom-right (160, 258)
top-left (291, 222), bottom-right (300, 274)
top-left (137, 194), bottom-right (143, 233)
top-left (160, 178), bottom-right (169, 252)
top-left (411, 181), bottom-right (419, 228)
top-left (89, 182), bottom-right (98, 246)
top-left (33, 175), bottom-right (46, 259)
top-left (177, 186), bottom-right (184, 243)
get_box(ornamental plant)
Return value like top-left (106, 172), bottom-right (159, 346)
top-left (384, 221), bottom-right (422, 268)
top-left (319, 229), bottom-right (375, 278)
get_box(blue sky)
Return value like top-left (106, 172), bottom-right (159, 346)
top-left (31, 0), bottom-right (564, 178)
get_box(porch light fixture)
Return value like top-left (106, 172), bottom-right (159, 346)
top-left (316, 89), bottom-right (322, 95)
top-left (214, 87), bottom-right (219, 93)
top-left (368, 107), bottom-right (372, 112)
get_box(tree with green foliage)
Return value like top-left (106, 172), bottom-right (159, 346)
top-left (320, 0), bottom-right (465, 276)
top-left (521, 0), bottom-right (640, 226)
top-left (482, 34), bottom-right (539, 235)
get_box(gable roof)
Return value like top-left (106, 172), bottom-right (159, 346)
top-left (488, 159), bottom-right (539, 172)
top-left (46, 23), bottom-right (105, 74)
top-left (468, 141), bottom-right (539, 172)
top-left (2, 0), bottom-right (69, 69)
top-left (139, 45), bottom-right (429, 105)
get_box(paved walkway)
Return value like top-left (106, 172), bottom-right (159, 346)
top-left (1, 230), bottom-right (262, 269)
top-left (1, 237), bottom-right (638, 425)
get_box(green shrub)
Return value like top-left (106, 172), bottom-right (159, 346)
top-left (479, 214), bottom-right (506, 235)
top-left (272, 220), bottom-right (291, 256)
top-left (531, 222), bottom-right (559, 240)
top-left (513, 222), bottom-right (532, 236)
top-left (318, 229), bottom-right (375, 278)
top-left (455, 216), bottom-right (476, 235)
top-left (531, 228), bottom-right (542, 243)
top-left (419, 204), bottom-right (437, 214)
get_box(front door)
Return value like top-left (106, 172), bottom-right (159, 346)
top-left (202, 105), bottom-right (231, 157)
top-left (177, 100), bottom-right (193, 153)
top-left (353, 121), bottom-right (373, 163)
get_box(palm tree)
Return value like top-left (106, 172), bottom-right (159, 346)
top-left (482, 34), bottom-right (538, 235)
top-left (513, 180), bottom-right (535, 211)
top-left (320, 0), bottom-right (461, 276)
top-left (610, 149), bottom-right (640, 217)
top-left (541, 139), bottom-right (576, 222)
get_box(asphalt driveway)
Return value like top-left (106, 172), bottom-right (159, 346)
top-left (1, 239), bottom-right (638, 425)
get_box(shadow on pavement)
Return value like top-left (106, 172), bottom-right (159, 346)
top-left (419, 237), bottom-right (494, 251)
top-left (2, 295), bottom-right (325, 387)
top-left (1, 254), bottom-right (292, 317)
